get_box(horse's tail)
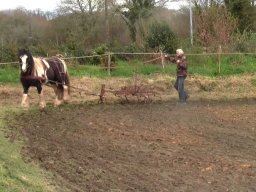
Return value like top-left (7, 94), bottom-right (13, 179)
top-left (65, 70), bottom-right (71, 94)
top-left (59, 59), bottom-right (70, 100)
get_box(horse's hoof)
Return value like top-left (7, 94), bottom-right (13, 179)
top-left (63, 99), bottom-right (69, 104)
top-left (39, 105), bottom-right (46, 110)
top-left (39, 107), bottom-right (46, 112)
top-left (21, 106), bottom-right (29, 110)
top-left (54, 99), bottom-right (63, 107)
top-left (63, 97), bottom-right (70, 102)
top-left (21, 103), bottom-right (29, 109)
top-left (63, 93), bottom-right (70, 101)
top-left (39, 102), bottom-right (46, 109)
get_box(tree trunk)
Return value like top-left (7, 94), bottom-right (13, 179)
top-left (105, 0), bottom-right (110, 46)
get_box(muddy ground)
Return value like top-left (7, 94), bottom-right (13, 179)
top-left (2, 76), bottom-right (256, 192)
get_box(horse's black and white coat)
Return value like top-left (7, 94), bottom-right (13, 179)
top-left (18, 49), bottom-right (70, 108)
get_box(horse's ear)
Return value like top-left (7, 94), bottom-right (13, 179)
top-left (18, 48), bottom-right (23, 56)
top-left (24, 47), bottom-right (30, 53)
top-left (18, 48), bottom-right (28, 52)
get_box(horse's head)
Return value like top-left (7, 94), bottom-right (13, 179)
top-left (18, 49), bottom-right (34, 74)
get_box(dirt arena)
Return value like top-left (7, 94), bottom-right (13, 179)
top-left (2, 76), bottom-right (256, 192)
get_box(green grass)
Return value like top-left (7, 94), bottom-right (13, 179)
top-left (70, 55), bottom-right (256, 78)
top-left (0, 107), bottom-right (55, 192)
top-left (188, 54), bottom-right (256, 77)
top-left (0, 66), bottom-right (20, 84)
top-left (1, 54), bottom-right (256, 84)
top-left (68, 64), bottom-right (108, 77)
top-left (69, 60), bottom-right (176, 78)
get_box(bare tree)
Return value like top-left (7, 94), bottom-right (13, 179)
top-left (194, 5), bottom-right (237, 51)
top-left (58, 0), bottom-right (104, 14)
top-left (192, 0), bottom-right (224, 7)
top-left (116, 0), bottom-right (169, 42)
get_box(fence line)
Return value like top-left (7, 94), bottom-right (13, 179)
top-left (185, 52), bottom-right (256, 56)
top-left (0, 61), bottom-right (19, 65)
top-left (58, 54), bottom-right (108, 60)
top-left (0, 52), bottom-right (255, 66)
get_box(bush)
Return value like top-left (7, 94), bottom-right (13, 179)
top-left (115, 43), bottom-right (145, 61)
top-left (146, 22), bottom-right (178, 54)
top-left (59, 45), bottom-right (86, 64)
top-left (233, 32), bottom-right (256, 53)
top-left (29, 46), bottom-right (47, 57)
top-left (0, 47), bottom-right (16, 62)
top-left (90, 44), bottom-right (108, 65)
top-left (89, 44), bottom-right (116, 69)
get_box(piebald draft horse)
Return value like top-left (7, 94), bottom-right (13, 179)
top-left (18, 49), bottom-right (70, 108)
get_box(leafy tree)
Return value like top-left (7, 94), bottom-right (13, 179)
top-left (0, 46), bottom-right (16, 62)
top-left (117, 0), bottom-right (160, 42)
top-left (57, 0), bottom-right (106, 51)
top-left (224, 0), bottom-right (256, 32)
top-left (193, 0), bottom-right (256, 32)
top-left (146, 22), bottom-right (178, 54)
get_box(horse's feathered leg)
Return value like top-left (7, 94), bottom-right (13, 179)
top-left (21, 86), bottom-right (29, 108)
top-left (37, 85), bottom-right (46, 109)
top-left (21, 94), bottom-right (29, 108)
top-left (39, 93), bottom-right (46, 109)
top-left (63, 85), bottom-right (69, 102)
top-left (53, 85), bottom-right (63, 107)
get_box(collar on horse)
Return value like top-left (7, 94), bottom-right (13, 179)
top-left (20, 75), bottom-right (47, 83)
top-left (21, 57), bottom-right (49, 83)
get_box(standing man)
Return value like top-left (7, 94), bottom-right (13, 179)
top-left (172, 49), bottom-right (188, 103)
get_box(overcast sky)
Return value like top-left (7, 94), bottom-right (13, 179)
top-left (0, 0), bottom-right (188, 12)
top-left (0, 0), bottom-right (61, 11)
top-left (167, 0), bottom-right (188, 9)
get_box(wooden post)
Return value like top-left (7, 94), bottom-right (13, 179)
top-left (160, 50), bottom-right (165, 69)
top-left (99, 84), bottom-right (106, 103)
top-left (203, 47), bottom-right (207, 69)
top-left (218, 45), bottom-right (222, 74)
top-left (108, 51), bottom-right (111, 76)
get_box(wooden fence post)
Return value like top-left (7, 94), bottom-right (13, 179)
top-left (218, 45), bottom-right (222, 74)
top-left (160, 50), bottom-right (165, 69)
top-left (108, 51), bottom-right (111, 76)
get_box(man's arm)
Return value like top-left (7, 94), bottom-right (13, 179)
top-left (178, 56), bottom-right (187, 69)
top-left (165, 54), bottom-right (176, 63)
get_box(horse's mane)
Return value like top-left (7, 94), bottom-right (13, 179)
top-left (19, 49), bottom-right (47, 78)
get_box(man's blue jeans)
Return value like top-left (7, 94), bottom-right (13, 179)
top-left (174, 76), bottom-right (187, 103)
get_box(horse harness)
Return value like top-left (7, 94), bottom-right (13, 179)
top-left (20, 57), bottom-right (67, 86)
top-left (46, 57), bottom-right (67, 85)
